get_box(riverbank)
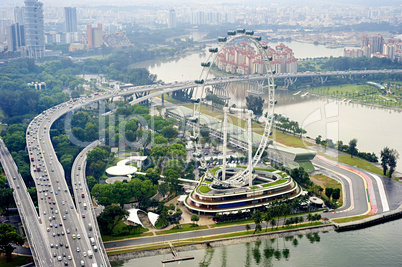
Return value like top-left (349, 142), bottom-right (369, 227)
top-left (106, 202), bottom-right (402, 262)
top-left (108, 224), bottom-right (335, 262)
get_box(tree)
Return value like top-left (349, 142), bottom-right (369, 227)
top-left (0, 224), bottom-right (24, 261)
top-left (191, 214), bottom-right (199, 226)
top-left (348, 138), bottom-right (358, 157)
top-left (380, 147), bottom-right (390, 175)
top-left (307, 214), bottom-right (313, 225)
top-left (315, 135), bottom-right (322, 145)
top-left (161, 125), bottom-right (178, 139)
top-left (0, 189), bottom-right (14, 213)
top-left (325, 188), bottom-right (333, 200)
top-left (264, 212), bottom-right (273, 232)
top-left (270, 218), bottom-right (276, 230)
top-left (380, 147), bottom-right (399, 177)
top-left (332, 188), bottom-right (341, 200)
top-left (388, 149), bottom-right (399, 178)
top-left (252, 210), bottom-right (262, 234)
top-left (97, 205), bottom-right (129, 235)
top-left (246, 95), bottom-right (265, 116)
top-left (86, 176), bottom-right (97, 191)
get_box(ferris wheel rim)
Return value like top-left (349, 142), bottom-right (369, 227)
top-left (192, 30), bottom-right (276, 184)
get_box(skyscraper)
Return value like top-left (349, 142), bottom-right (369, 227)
top-left (64, 7), bottom-right (77, 33)
top-left (168, 9), bottom-right (177, 29)
top-left (23, 0), bottom-right (45, 59)
top-left (14, 6), bottom-right (24, 24)
top-left (7, 23), bottom-right (25, 52)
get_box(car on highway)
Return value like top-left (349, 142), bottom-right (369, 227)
top-left (83, 251), bottom-right (87, 257)
top-left (67, 255), bottom-right (72, 260)
top-left (66, 229), bottom-right (70, 234)
top-left (76, 247), bottom-right (80, 252)
top-left (82, 213), bottom-right (85, 218)
top-left (54, 224), bottom-right (58, 228)
top-left (63, 216), bottom-right (66, 220)
top-left (77, 234), bottom-right (81, 239)
top-left (72, 234), bottom-right (76, 239)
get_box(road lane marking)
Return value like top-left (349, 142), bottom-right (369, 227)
top-left (367, 173), bottom-right (389, 212)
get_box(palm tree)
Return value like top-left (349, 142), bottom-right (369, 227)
top-left (264, 212), bottom-right (272, 232)
top-left (307, 214), bottom-right (313, 225)
top-left (270, 218), bottom-right (276, 230)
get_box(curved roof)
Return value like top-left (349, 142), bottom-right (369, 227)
top-left (106, 165), bottom-right (137, 176)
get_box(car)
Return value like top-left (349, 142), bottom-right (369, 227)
top-left (43, 211), bottom-right (46, 215)
top-left (65, 210), bottom-right (68, 214)
top-left (82, 213), bottom-right (85, 218)
top-left (49, 224), bottom-right (53, 228)
top-left (67, 255), bottom-right (72, 260)
top-left (70, 205), bottom-right (73, 209)
top-left (65, 243), bottom-right (69, 248)
top-left (57, 232), bottom-right (60, 236)
top-left (61, 231), bottom-right (65, 235)
top-left (56, 180), bottom-right (59, 183)
top-left (55, 244), bottom-right (58, 249)
top-left (64, 261), bottom-right (68, 266)
top-left (80, 260), bottom-right (85, 266)
top-left (77, 234), bottom-right (81, 239)
top-left (66, 229), bottom-right (70, 234)
top-left (47, 227), bottom-right (50, 232)
top-left (50, 243), bottom-right (54, 248)
top-left (76, 247), bottom-right (80, 252)
top-left (58, 256), bottom-right (62, 261)
top-left (72, 234), bottom-right (76, 239)
top-left (52, 232), bottom-right (56, 237)
top-left (83, 251), bottom-right (87, 257)
top-left (54, 224), bottom-right (58, 228)
top-left (53, 253), bottom-right (57, 257)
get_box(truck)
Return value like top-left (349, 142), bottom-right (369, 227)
top-left (36, 164), bottom-right (40, 172)
top-left (87, 250), bottom-right (93, 259)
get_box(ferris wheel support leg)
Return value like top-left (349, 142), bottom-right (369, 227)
top-left (248, 110), bottom-right (253, 187)
top-left (222, 107), bottom-right (228, 181)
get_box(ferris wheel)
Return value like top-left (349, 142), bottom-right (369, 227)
top-left (190, 29), bottom-right (276, 188)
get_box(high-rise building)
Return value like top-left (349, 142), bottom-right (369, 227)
top-left (23, 0), bottom-right (45, 59)
top-left (14, 7), bottom-right (24, 24)
top-left (64, 7), bottom-right (77, 33)
top-left (87, 24), bottom-right (103, 49)
top-left (7, 23), bottom-right (25, 52)
top-left (168, 9), bottom-right (177, 28)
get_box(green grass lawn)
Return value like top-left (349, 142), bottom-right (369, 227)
top-left (262, 179), bottom-right (287, 187)
top-left (155, 223), bottom-right (208, 235)
top-left (199, 185), bottom-right (211, 193)
top-left (101, 221), bottom-right (150, 242)
top-left (311, 174), bottom-right (343, 206)
top-left (332, 214), bottom-right (374, 224)
top-left (337, 155), bottom-right (383, 176)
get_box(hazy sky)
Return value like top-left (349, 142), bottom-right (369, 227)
top-left (3, 0), bottom-right (402, 7)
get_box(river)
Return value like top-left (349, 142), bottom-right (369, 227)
top-left (118, 42), bottom-right (402, 266)
top-left (133, 42), bottom-right (402, 172)
top-left (113, 219), bottom-right (402, 267)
